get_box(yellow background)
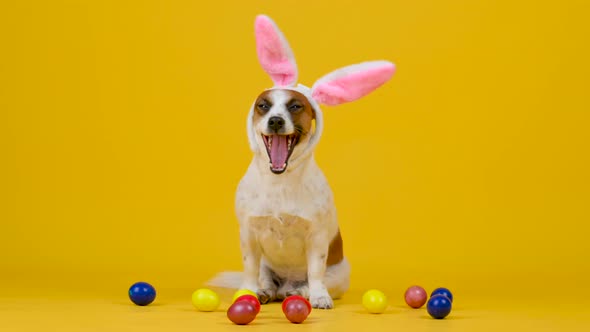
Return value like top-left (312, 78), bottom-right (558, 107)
top-left (1, 0), bottom-right (589, 331)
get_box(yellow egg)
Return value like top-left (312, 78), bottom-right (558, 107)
top-left (191, 288), bottom-right (220, 312)
top-left (232, 289), bottom-right (258, 302)
top-left (362, 289), bottom-right (388, 314)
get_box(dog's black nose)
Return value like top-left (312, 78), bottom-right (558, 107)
top-left (268, 116), bottom-right (284, 132)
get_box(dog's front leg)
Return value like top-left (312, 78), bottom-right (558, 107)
top-left (306, 232), bottom-right (333, 309)
top-left (239, 229), bottom-right (261, 293)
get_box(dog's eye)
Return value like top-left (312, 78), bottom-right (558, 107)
top-left (257, 103), bottom-right (270, 111)
top-left (288, 104), bottom-right (302, 112)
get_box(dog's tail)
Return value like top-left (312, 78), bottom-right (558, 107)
top-left (204, 271), bottom-right (243, 289)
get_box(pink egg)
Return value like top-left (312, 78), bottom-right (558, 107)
top-left (404, 285), bottom-right (428, 308)
top-left (284, 299), bottom-right (310, 324)
top-left (227, 301), bottom-right (257, 325)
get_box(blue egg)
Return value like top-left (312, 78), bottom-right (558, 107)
top-left (427, 294), bottom-right (452, 319)
top-left (129, 282), bottom-right (156, 306)
top-left (430, 287), bottom-right (453, 303)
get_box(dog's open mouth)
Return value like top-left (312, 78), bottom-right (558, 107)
top-left (262, 134), bottom-right (299, 174)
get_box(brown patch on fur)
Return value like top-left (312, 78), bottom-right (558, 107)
top-left (252, 90), bottom-right (274, 126)
top-left (284, 90), bottom-right (314, 138)
top-left (327, 230), bottom-right (344, 266)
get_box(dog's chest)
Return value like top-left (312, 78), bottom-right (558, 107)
top-left (235, 162), bottom-right (334, 223)
top-left (249, 214), bottom-right (310, 268)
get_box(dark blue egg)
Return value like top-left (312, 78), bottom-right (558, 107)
top-left (430, 287), bottom-right (453, 302)
top-left (129, 281), bottom-right (156, 306)
top-left (427, 294), bottom-right (452, 319)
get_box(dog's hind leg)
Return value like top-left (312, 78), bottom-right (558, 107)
top-left (256, 262), bottom-right (280, 304)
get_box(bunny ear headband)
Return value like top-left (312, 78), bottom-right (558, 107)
top-left (247, 14), bottom-right (396, 152)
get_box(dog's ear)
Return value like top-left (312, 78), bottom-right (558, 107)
top-left (311, 61), bottom-right (395, 106)
top-left (254, 15), bottom-right (298, 87)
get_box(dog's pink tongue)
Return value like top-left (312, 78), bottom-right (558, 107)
top-left (270, 135), bottom-right (288, 169)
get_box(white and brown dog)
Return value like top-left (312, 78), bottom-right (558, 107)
top-left (206, 15), bottom-right (395, 309)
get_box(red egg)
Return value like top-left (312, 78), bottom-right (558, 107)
top-left (404, 285), bottom-right (428, 308)
top-left (284, 299), bottom-right (310, 324)
top-left (282, 295), bottom-right (312, 314)
top-left (234, 294), bottom-right (261, 314)
top-left (227, 301), bottom-right (257, 325)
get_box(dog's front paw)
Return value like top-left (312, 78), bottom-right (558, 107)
top-left (257, 289), bottom-right (277, 304)
top-left (310, 292), bottom-right (334, 309)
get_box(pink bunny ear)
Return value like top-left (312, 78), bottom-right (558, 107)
top-left (254, 15), bottom-right (298, 87)
top-left (311, 61), bottom-right (395, 106)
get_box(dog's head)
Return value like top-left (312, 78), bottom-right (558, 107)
top-left (251, 88), bottom-right (315, 174)
top-left (247, 15), bottom-right (396, 174)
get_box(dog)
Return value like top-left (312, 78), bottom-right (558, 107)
top-left (206, 14), bottom-right (395, 309)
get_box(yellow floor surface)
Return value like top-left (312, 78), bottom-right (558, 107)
top-left (2, 285), bottom-right (589, 332)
